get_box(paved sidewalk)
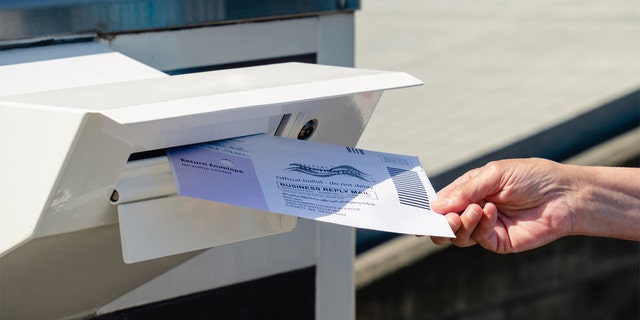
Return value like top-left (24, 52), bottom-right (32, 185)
top-left (355, 0), bottom-right (640, 176)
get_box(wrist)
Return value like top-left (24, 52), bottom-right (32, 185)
top-left (550, 162), bottom-right (585, 238)
top-left (565, 164), bottom-right (596, 236)
top-left (567, 165), bottom-right (640, 240)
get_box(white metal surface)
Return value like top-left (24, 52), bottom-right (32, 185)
top-left (99, 219), bottom-right (320, 314)
top-left (3, 62), bottom-right (413, 115)
top-left (0, 41), bottom-right (166, 96)
top-left (100, 14), bottom-right (362, 319)
top-left (0, 42), bottom-right (167, 256)
top-left (317, 13), bottom-right (356, 67)
top-left (102, 18), bottom-right (318, 72)
top-left (99, 14), bottom-right (362, 320)
top-left (118, 196), bottom-right (297, 263)
top-left (112, 154), bottom-right (299, 263)
top-left (0, 43), bottom-right (177, 320)
top-left (112, 154), bottom-right (298, 264)
top-left (0, 12), bottom-right (414, 319)
top-left (310, 14), bottom-right (358, 320)
top-left (1, 52), bottom-right (421, 320)
top-left (101, 13), bottom-right (356, 70)
top-left (1, 62), bottom-right (421, 249)
top-left (111, 157), bottom-right (176, 205)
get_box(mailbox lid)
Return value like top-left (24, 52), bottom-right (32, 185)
top-left (0, 62), bottom-right (422, 124)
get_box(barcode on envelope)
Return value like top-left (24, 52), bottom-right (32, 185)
top-left (387, 167), bottom-right (431, 210)
top-left (346, 146), bottom-right (365, 155)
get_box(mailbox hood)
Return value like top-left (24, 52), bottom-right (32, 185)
top-left (4, 62), bottom-right (419, 124)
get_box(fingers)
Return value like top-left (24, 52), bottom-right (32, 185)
top-left (471, 202), bottom-right (499, 250)
top-left (450, 204), bottom-right (483, 247)
top-left (431, 204), bottom-right (483, 247)
top-left (433, 162), bottom-right (503, 214)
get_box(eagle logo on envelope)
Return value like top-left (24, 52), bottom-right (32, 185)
top-left (285, 163), bottom-right (373, 182)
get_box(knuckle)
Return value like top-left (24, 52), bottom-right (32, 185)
top-left (483, 160), bottom-right (503, 175)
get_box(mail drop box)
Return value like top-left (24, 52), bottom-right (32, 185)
top-left (1, 61), bottom-right (421, 318)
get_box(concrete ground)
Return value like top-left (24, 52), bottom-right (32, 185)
top-left (354, 0), bottom-right (640, 176)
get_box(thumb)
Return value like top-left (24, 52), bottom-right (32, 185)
top-left (434, 164), bottom-right (502, 213)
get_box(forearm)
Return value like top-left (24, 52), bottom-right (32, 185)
top-left (569, 164), bottom-right (640, 240)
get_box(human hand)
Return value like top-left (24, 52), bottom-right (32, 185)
top-left (430, 158), bottom-right (577, 254)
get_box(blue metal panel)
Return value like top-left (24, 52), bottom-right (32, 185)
top-left (0, 0), bottom-right (359, 41)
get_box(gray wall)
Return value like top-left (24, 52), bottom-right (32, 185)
top-left (357, 236), bottom-right (639, 320)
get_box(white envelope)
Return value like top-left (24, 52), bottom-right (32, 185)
top-left (167, 134), bottom-right (454, 237)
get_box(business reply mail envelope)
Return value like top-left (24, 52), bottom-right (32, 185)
top-left (167, 134), bottom-right (454, 237)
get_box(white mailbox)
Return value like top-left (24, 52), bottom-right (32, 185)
top-left (1, 56), bottom-right (421, 318)
top-left (1, 61), bottom-right (421, 260)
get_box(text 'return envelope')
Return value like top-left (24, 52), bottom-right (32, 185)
top-left (167, 134), bottom-right (454, 237)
